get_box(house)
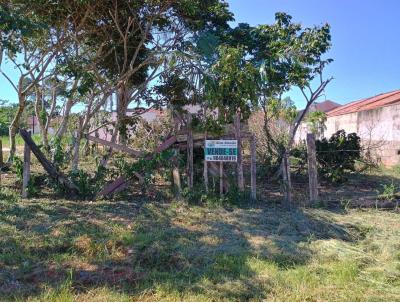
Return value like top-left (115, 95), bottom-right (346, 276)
top-left (97, 107), bottom-right (165, 141)
top-left (296, 90), bottom-right (400, 166)
top-left (324, 89), bottom-right (400, 166)
top-left (295, 100), bottom-right (341, 141)
top-left (26, 115), bottom-right (59, 135)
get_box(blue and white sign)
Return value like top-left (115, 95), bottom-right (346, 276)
top-left (205, 140), bottom-right (238, 162)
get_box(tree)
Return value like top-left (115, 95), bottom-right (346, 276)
top-left (0, 100), bottom-right (17, 136)
top-left (0, 1), bottom-right (70, 162)
top-left (206, 45), bottom-right (258, 120)
top-left (250, 13), bottom-right (332, 207)
top-left (73, 0), bottom-right (233, 144)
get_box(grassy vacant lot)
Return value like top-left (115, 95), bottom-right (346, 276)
top-left (1, 186), bottom-right (400, 301)
top-left (0, 135), bottom-right (42, 149)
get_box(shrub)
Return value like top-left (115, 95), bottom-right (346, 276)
top-left (50, 136), bottom-right (66, 168)
top-left (378, 181), bottom-right (397, 202)
top-left (291, 130), bottom-right (361, 183)
top-left (13, 156), bottom-right (23, 182)
top-left (316, 130), bottom-right (361, 183)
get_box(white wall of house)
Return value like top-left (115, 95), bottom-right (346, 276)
top-left (325, 104), bottom-right (400, 166)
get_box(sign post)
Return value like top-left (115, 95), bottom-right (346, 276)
top-left (205, 140), bottom-right (237, 196)
top-left (205, 140), bottom-right (238, 162)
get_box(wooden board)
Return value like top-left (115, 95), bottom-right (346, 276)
top-left (176, 132), bottom-right (252, 143)
top-left (86, 135), bottom-right (144, 157)
top-left (146, 136), bottom-right (177, 160)
top-left (97, 176), bottom-right (127, 197)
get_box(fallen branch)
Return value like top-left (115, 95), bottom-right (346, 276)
top-left (85, 134), bottom-right (144, 157)
top-left (19, 129), bottom-right (79, 194)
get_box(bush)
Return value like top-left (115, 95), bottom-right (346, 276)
top-left (291, 130), bottom-right (361, 183)
top-left (13, 156), bottom-right (23, 182)
top-left (316, 130), bottom-right (361, 183)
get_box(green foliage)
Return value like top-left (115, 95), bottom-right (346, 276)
top-left (267, 97), bottom-right (297, 124)
top-left (290, 143), bottom-right (308, 174)
top-left (0, 2), bottom-right (45, 55)
top-left (192, 115), bottom-right (224, 136)
top-left (69, 169), bottom-right (95, 199)
top-left (0, 100), bottom-right (16, 136)
top-left (246, 12), bottom-right (332, 101)
top-left (27, 175), bottom-right (39, 197)
top-left (113, 150), bottom-right (175, 189)
top-left (291, 130), bottom-right (362, 183)
top-left (39, 109), bottom-right (47, 126)
top-left (316, 130), bottom-right (361, 183)
top-left (50, 136), bottom-right (66, 168)
top-left (206, 45), bottom-right (258, 120)
top-left (378, 181), bottom-right (397, 202)
top-left (306, 111), bottom-right (327, 137)
top-left (13, 156), bottom-right (23, 182)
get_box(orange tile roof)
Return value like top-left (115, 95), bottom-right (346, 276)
top-left (327, 89), bottom-right (400, 117)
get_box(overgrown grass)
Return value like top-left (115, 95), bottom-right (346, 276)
top-left (1, 134), bottom-right (41, 149)
top-left (0, 190), bottom-right (399, 301)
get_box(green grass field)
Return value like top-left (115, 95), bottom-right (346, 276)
top-left (1, 135), bottom-right (42, 149)
top-left (0, 187), bottom-right (399, 301)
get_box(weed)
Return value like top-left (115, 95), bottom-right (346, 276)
top-left (340, 198), bottom-right (352, 211)
top-left (379, 181), bottom-right (397, 202)
top-left (12, 156), bottom-right (23, 182)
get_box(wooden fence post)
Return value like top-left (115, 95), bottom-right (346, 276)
top-left (307, 133), bottom-right (319, 205)
top-left (204, 133), bottom-right (209, 193)
top-left (172, 150), bottom-right (181, 195)
top-left (22, 131), bottom-right (31, 198)
top-left (0, 139), bottom-right (3, 167)
top-left (234, 110), bottom-right (244, 192)
top-left (282, 151), bottom-right (292, 209)
top-left (187, 114), bottom-right (194, 189)
top-left (219, 161), bottom-right (223, 197)
top-left (250, 135), bottom-right (257, 201)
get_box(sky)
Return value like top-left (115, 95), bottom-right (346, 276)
top-left (228, 0), bottom-right (400, 108)
top-left (1, 0), bottom-right (400, 109)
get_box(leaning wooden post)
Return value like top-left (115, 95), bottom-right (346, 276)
top-left (250, 135), bottom-right (257, 201)
top-left (219, 161), bottom-right (224, 197)
top-left (234, 110), bottom-right (244, 192)
top-left (22, 131), bottom-right (31, 198)
top-left (307, 133), bottom-right (319, 205)
top-left (187, 113), bottom-right (194, 189)
top-left (19, 129), bottom-right (79, 193)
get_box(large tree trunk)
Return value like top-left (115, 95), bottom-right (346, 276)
top-left (71, 117), bottom-right (84, 171)
top-left (56, 97), bottom-right (74, 139)
top-left (34, 86), bottom-right (49, 149)
top-left (44, 87), bottom-right (57, 150)
top-left (116, 84), bottom-right (129, 144)
top-left (7, 93), bottom-right (25, 163)
top-left (56, 80), bottom-right (78, 140)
